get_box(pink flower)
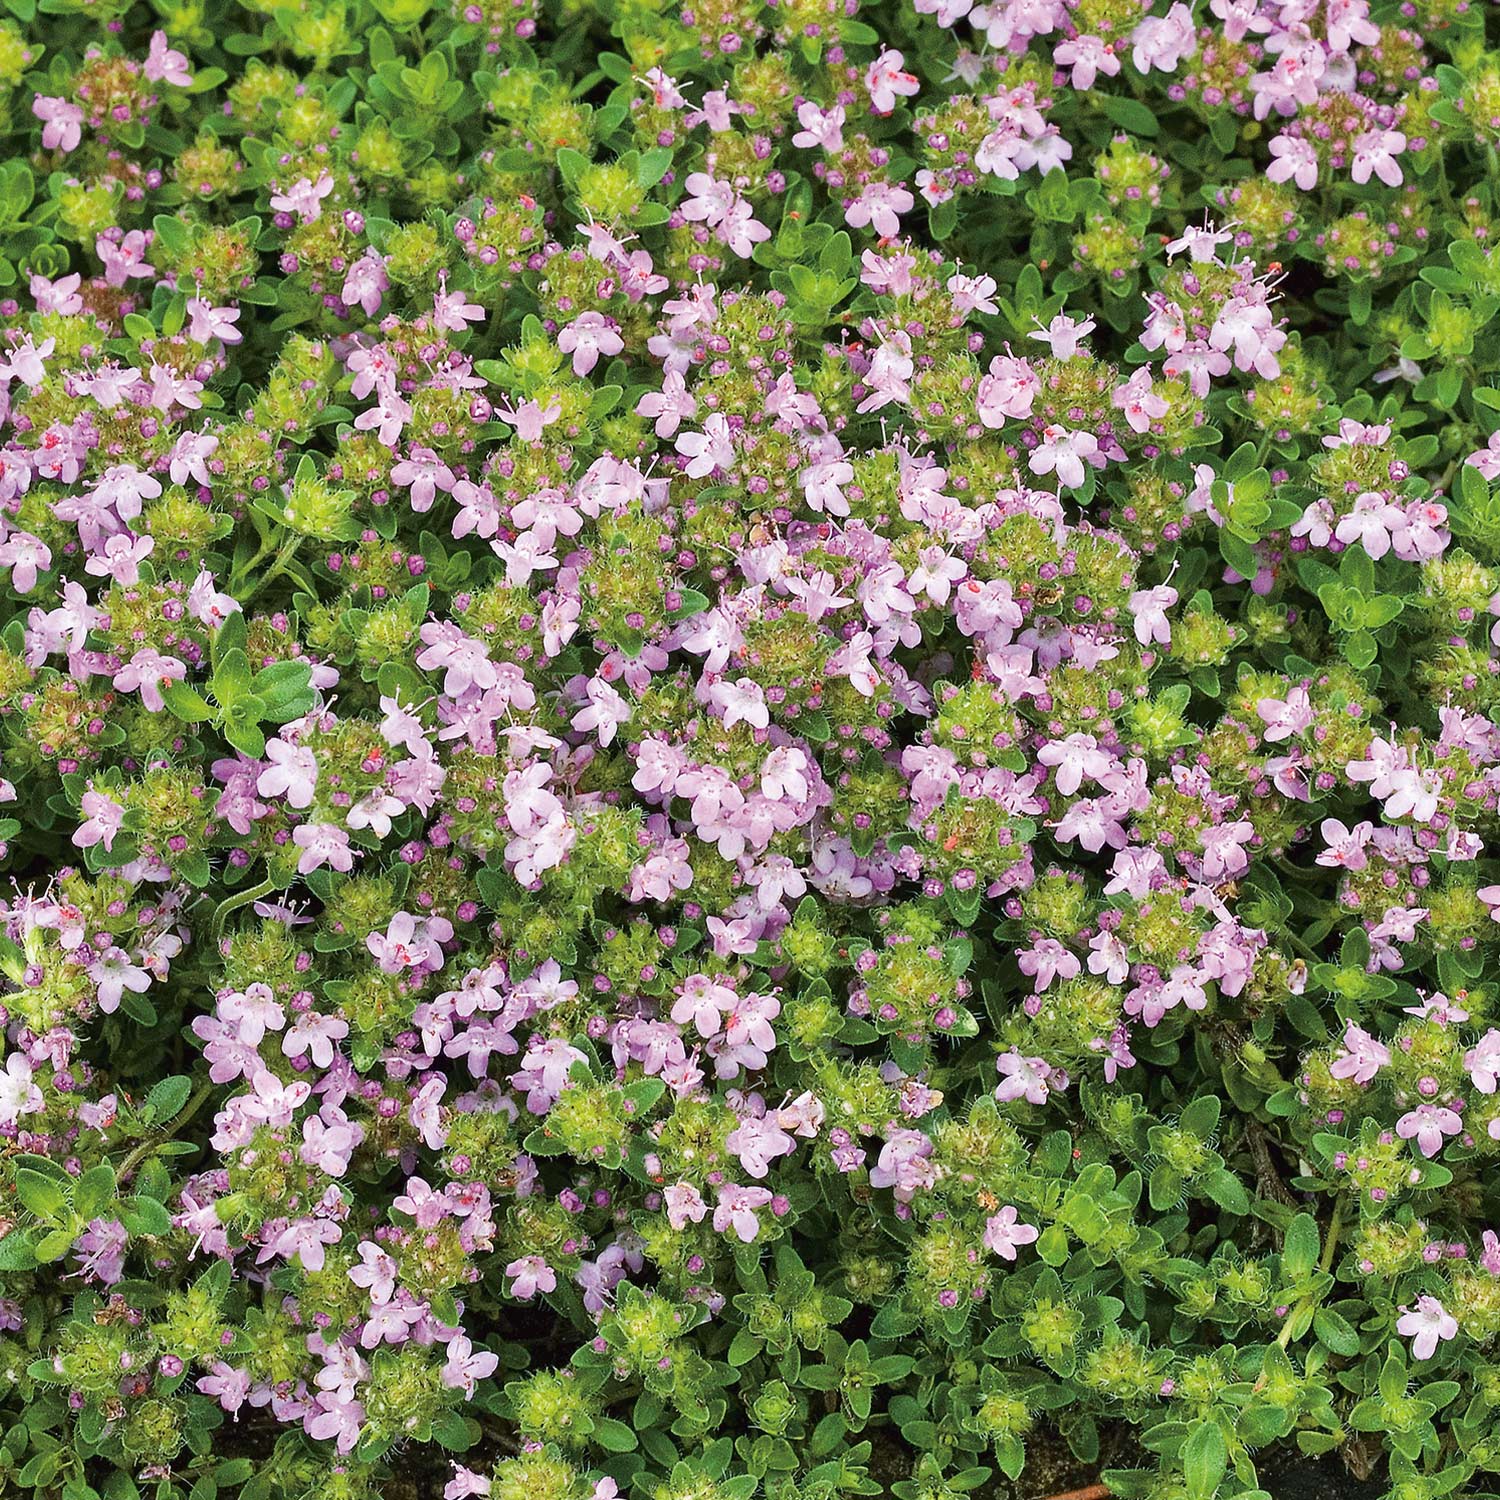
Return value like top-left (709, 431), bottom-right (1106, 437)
top-left (1396, 1295), bottom-right (1458, 1360)
top-left (713, 1183), bottom-right (774, 1242)
top-left (1466, 433), bottom-right (1500, 482)
top-left (505, 1254), bottom-right (557, 1299)
top-left (285, 1010), bottom-right (350, 1069)
top-left (341, 253), bottom-right (389, 316)
top-left (368, 911), bottom-right (452, 975)
top-left (441, 1335), bottom-right (498, 1397)
top-left (409, 1075), bottom-right (448, 1149)
top-left (198, 1362), bottom-right (252, 1417)
top-left (1028, 424), bottom-right (1100, 489)
top-left (293, 823), bottom-right (355, 875)
top-left (676, 414), bottom-right (735, 478)
top-left (186, 298), bottom-right (242, 345)
top-left (1351, 128), bottom-right (1405, 187)
top-left (85, 532), bottom-right (155, 586)
top-left (432, 277), bottom-right (485, 334)
top-left (0, 1052), bottom-right (43, 1128)
top-left (88, 947), bottom-right (152, 1014)
top-left (391, 447), bottom-right (456, 512)
top-left (1130, 3), bottom-right (1196, 71)
top-left (144, 31), bottom-right (194, 86)
top-left (982, 1205), bottom-right (1040, 1261)
top-left (976, 355), bottom-right (1040, 425)
top-left (30, 272), bottom-right (82, 315)
top-left (1114, 367), bottom-right (1170, 434)
top-left (1266, 134), bottom-right (1318, 190)
top-left (1395, 1103), bottom-right (1462, 1159)
top-left (1029, 313), bottom-right (1096, 360)
top-left (33, 95), bottom-right (83, 152)
top-left (1128, 582), bottom-right (1177, 646)
top-left (792, 100), bottom-right (845, 150)
top-left (1017, 938), bottom-right (1080, 994)
top-left (1037, 732), bottom-right (1112, 796)
top-left (113, 648), bottom-right (186, 711)
top-left (73, 788), bottom-right (126, 853)
top-left (96, 230), bottom-right (155, 288)
top-left (664, 1181), bottom-right (709, 1230)
top-left (1467, 1029), bottom-right (1500, 1094)
top-left (269, 172), bottom-right (335, 223)
top-left (994, 1051), bottom-right (1060, 1106)
top-left (262, 1217), bottom-right (342, 1272)
top-left (1053, 34), bottom-right (1120, 91)
top-left (710, 677), bottom-right (769, 731)
top-left (258, 740), bottom-right (318, 808)
top-left (1335, 491), bottom-right (1406, 560)
top-left (845, 181), bottom-right (914, 239)
top-left (0, 531), bottom-right (51, 593)
top-left (446, 1468), bottom-right (493, 1500)
top-left (557, 312), bottom-right (623, 376)
top-left (865, 49), bottom-right (920, 113)
top-left (1329, 1022), bottom-right (1390, 1086)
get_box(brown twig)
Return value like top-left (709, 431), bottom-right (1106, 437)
top-left (1038, 1486), bottom-right (1111, 1500)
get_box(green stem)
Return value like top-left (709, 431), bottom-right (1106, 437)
top-left (117, 1078), bottom-right (216, 1182)
top-left (236, 534), bottom-right (304, 605)
top-left (1276, 1200), bottom-right (1345, 1350)
top-left (211, 875), bottom-right (276, 942)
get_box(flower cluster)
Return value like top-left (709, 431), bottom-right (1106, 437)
top-left (3, 2), bottom-right (1500, 1500)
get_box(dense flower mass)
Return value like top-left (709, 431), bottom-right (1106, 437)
top-left (5, 0), bottom-right (1500, 1499)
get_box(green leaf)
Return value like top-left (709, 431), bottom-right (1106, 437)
top-left (74, 1162), bottom-right (117, 1224)
top-left (212, 647), bottom-right (256, 704)
top-left (1313, 1308), bottom-right (1361, 1357)
top-left (1183, 1422), bottom-right (1227, 1500)
top-left (1179, 1095), bottom-right (1221, 1139)
top-left (1202, 1168), bottom-right (1250, 1215)
top-left (125, 1195), bottom-right (173, 1237)
top-left (1281, 1213), bottom-right (1319, 1282)
top-left (160, 681), bottom-right (215, 723)
top-left (251, 661), bottom-right (316, 721)
top-left (1096, 92), bottom-right (1161, 137)
top-left (0, 1229), bottom-right (38, 1270)
top-left (145, 1074), bottom-right (193, 1123)
top-left (728, 1329), bottom-right (763, 1366)
top-left (16, 1168), bottom-right (68, 1220)
top-left (592, 1418), bottom-right (638, 1452)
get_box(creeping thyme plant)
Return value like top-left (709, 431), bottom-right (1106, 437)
top-left (11, 0), bottom-right (1500, 1498)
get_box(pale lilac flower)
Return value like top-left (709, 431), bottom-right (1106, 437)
top-left (557, 312), bottom-right (623, 376)
top-left (144, 31), bottom-right (194, 86)
top-left (293, 823), bottom-right (355, 875)
top-left (865, 49), bottom-right (920, 113)
top-left (994, 1051), bottom-right (1059, 1106)
top-left (1266, 134), bottom-right (1318, 190)
top-left (186, 298), bottom-right (243, 345)
top-left (1466, 1030), bottom-right (1500, 1094)
top-left (664, 1182), bottom-right (709, 1230)
top-left (1396, 1104), bottom-right (1462, 1159)
top-left (505, 1255), bottom-right (557, 1299)
top-left (1351, 128), bottom-right (1405, 187)
top-left (269, 173), bottom-right (335, 222)
top-left (792, 100), bottom-right (845, 150)
top-left (845, 181), bottom-right (914, 239)
top-left (982, 1205), bottom-right (1040, 1261)
top-left (1329, 1022), bottom-right (1390, 1086)
top-left (1028, 424), bottom-right (1099, 488)
top-left (88, 948), bottom-right (151, 1014)
top-left (33, 95), bottom-right (83, 152)
top-left (0, 1052), bottom-right (43, 1128)
top-left (73, 788), bottom-right (126, 853)
top-left (713, 1183), bottom-right (774, 1242)
top-left (1397, 1296), bottom-right (1458, 1360)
